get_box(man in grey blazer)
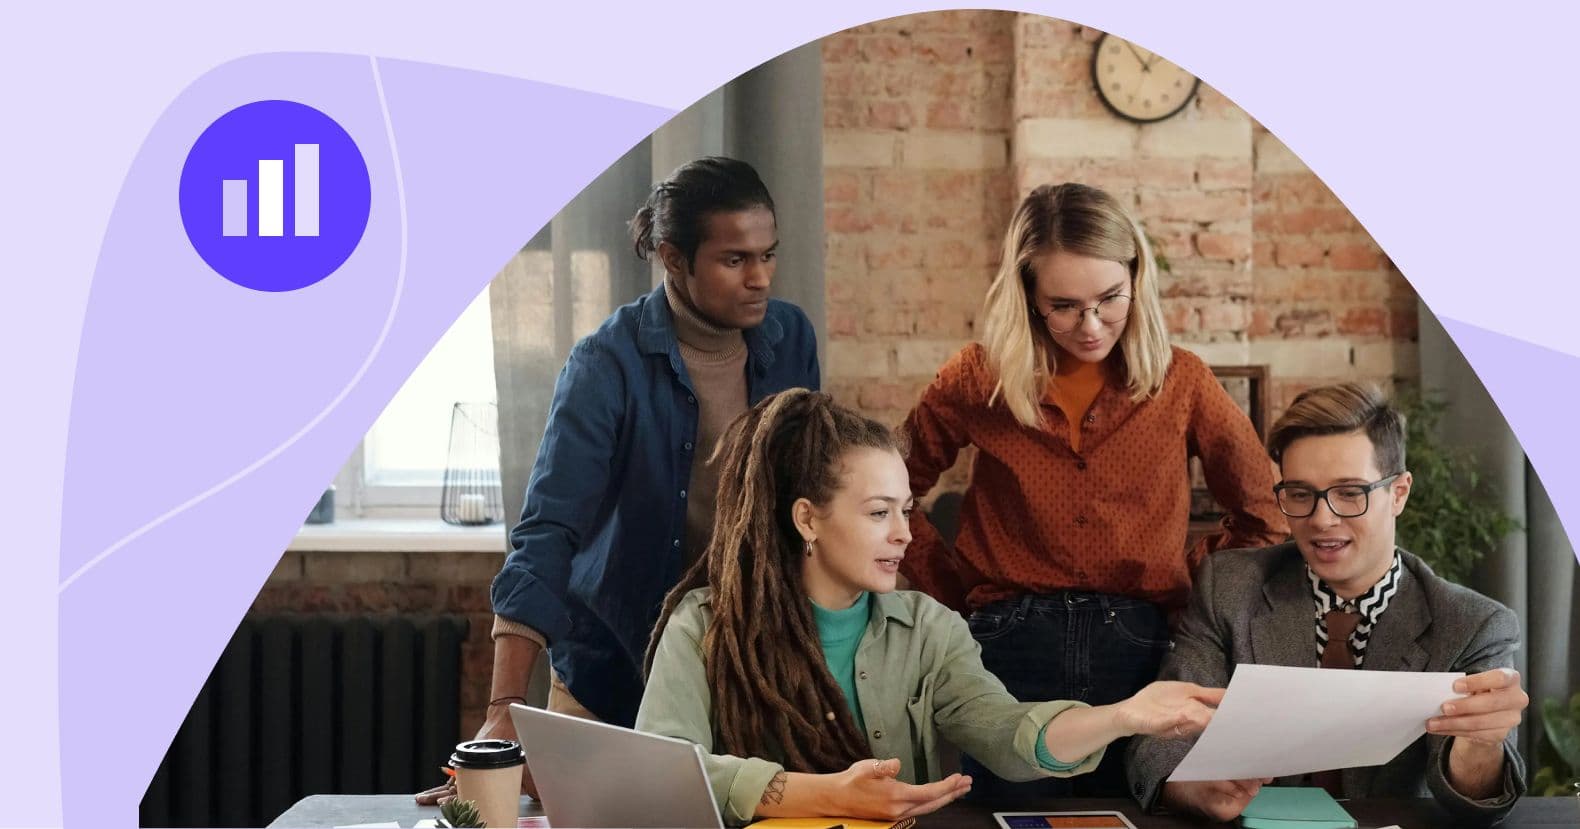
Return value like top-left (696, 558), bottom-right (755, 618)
top-left (1127, 383), bottom-right (1528, 825)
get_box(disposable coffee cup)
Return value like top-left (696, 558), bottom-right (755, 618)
top-left (449, 739), bottom-right (525, 828)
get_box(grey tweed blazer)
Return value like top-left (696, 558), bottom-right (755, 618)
top-left (1125, 543), bottom-right (1526, 826)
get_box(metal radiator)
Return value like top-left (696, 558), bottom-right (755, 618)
top-left (141, 613), bottom-right (469, 827)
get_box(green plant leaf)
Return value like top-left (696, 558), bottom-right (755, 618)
top-left (1531, 766), bottom-right (1555, 795)
top-left (1392, 392), bottom-right (1522, 584)
top-left (439, 798), bottom-right (486, 829)
top-left (1545, 696), bottom-right (1580, 769)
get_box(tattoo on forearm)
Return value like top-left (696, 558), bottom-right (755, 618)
top-left (760, 771), bottom-right (787, 805)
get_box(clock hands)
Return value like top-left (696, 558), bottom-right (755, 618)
top-left (1121, 40), bottom-right (1167, 73)
top-left (1123, 41), bottom-right (1151, 71)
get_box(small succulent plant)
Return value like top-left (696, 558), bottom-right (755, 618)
top-left (437, 798), bottom-right (485, 828)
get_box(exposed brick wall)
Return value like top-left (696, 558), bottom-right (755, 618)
top-left (822, 11), bottom-right (1018, 492)
top-left (822, 12), bottom-right (1016, 454)
top-left (823, 12), bottom-right (1419, 450)
top-left (1250, 128), bottom-right (1418, 412)
top-left (256, 551), bottom-right (501, 738)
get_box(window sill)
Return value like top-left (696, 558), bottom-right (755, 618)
top-left (289, 518), bottom-right (507, 553)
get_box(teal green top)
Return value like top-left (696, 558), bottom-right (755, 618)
top-left (811, 593), bottom-right (871, 730)
top-left (637, 588), bottom-right (1105, 825)
top-left (811, 593), bottom-right (1076, 773)
top-left (1033, 724), bottom-right (1083, 772)
top-left (815, 590), bottom-right (1074, 773)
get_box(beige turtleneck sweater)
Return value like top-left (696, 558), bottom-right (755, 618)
top-left (492, 279), bottom-right (750, 646)
top-left (661, 275), bottom-right (750, 569)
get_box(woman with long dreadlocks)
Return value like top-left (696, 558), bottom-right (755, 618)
top-left (636, 390), bottom-right (1222, 825)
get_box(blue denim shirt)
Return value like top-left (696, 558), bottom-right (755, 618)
top-left (491, 284), bottom-right (820, 725)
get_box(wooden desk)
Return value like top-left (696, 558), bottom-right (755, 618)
top-left (270, 794), bottom-right (1576, 828)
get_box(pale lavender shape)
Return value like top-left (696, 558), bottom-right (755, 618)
top-left (58, 53), bottom-right (671, 828)
top-left (1437, 316), bottom-right (1580, 566)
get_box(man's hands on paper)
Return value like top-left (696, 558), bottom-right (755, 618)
top-left (1431, 668), bottom-right (1527, 800)
top-left (1429, 667), bottom-right (1527, 746)
top-left (1161, 777), bottom-right (1274, 822)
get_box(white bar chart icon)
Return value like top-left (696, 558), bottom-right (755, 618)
top-left (221, 180), bottom-right (247, 236)
top-left (295, 143), bottom-right (319, 236)
top-left (220, 143), bottom-right (320, 237)
top-left (258, 159), bottom-right (284, 236)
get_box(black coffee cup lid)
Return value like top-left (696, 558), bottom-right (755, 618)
top-left (449, 739), bottom-right (524, 769)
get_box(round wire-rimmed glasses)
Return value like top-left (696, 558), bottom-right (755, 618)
top-left (1273, 473), bottom-right (1403, 518)
top-left (1031, 294), bottom-right (1132, 334)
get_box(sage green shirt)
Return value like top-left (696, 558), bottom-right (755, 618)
top-left (635, 588), bottom-right (1104, 825)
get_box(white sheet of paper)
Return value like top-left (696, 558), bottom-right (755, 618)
top-left (1167, 663), bottom-right (1464, 782)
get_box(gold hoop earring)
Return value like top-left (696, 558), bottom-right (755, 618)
top-left (805, 539), bottom-right (814, 558)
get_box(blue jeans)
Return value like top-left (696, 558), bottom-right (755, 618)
top-left (962, 592), bottom-right (1173, 801)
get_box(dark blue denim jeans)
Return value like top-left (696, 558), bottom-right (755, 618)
top-left (962, 591), bottom-right (1173, 801)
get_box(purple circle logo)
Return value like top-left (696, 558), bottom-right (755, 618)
top-left (179, 100), bottom-right (371, 292)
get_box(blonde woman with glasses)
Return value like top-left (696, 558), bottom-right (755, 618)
top-left (900, 183), bottom-right (1288, 800)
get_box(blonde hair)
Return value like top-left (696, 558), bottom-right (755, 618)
top-left (979, 183), bottom-right (1172, 428)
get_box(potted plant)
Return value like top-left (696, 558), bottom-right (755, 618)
top-left (437, 799), bottom-right (485, 828)
top-left (1532, 692), bottom-right (1580, 796)
top-left (1393, 392), bottom-right (1521, 584)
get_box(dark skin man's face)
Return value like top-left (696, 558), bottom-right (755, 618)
top-left (659, 207), bottom-right (777, 329)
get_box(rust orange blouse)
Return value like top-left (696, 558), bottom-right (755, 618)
top-left (901, 343), bottom-right (1288, 613)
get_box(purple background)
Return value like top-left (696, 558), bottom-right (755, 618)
top-left (5, 3), bottom-right (1578, 828)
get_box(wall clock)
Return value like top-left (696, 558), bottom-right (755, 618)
top-left (1091, 33), bottom-right (1200, 123)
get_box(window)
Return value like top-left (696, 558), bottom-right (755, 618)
top-left (334, 285), bottom-right (499, 518)
top-left (324, 69), bottom-right (828, 525)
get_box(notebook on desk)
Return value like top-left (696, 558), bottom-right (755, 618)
top-left (749, 819), bottom-right (914, 829)
top-left (1239, 787), bottom-right (1356, 829)
top-left (509, 704), bottom-right (725, 829)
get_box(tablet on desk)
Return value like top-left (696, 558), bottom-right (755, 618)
top-left (992, 811), bottom-right (1138, 829)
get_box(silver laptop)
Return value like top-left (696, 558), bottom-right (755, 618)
top-left (509, 703), bottom-right (725, 829)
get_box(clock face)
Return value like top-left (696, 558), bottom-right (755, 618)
top-left (1092, 33), bottom-right (1200, 123)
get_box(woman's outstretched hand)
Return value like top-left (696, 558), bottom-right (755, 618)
top-left (1115, 680), bottom-right (1224, 740)
top-left (834, 758), bottom-right (971, 820)
top-left (781, 758), bottom-right (970, 821)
